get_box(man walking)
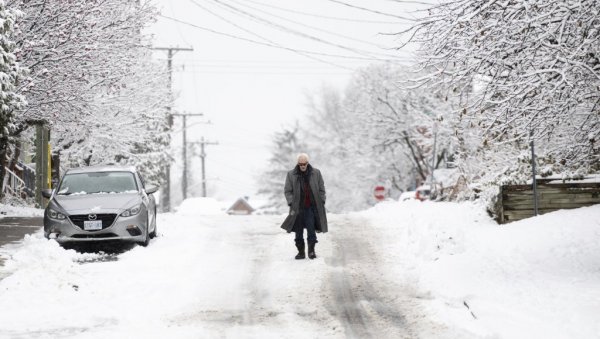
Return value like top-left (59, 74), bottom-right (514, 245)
top-left (281, 153), bottom-right (328, 259)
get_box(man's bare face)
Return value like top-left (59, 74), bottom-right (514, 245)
top-left (298, 158), bottom-right (308, 172)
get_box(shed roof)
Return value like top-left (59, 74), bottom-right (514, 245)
top-left (226, 197), bottom-right (255, 214)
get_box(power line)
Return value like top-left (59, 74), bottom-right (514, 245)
top-left (174, 61), bottom-right (361, 68)
top-left (171, 58), bottom-right (415, 67)
top-left (227, 0), bottom-right (392, 50)
top-left (189, 0), bottom-right (270, 43)
top-left (171, 55), bottom-right (414, 67)
top-left (377, 0), bottom-right (434, 5)
top-left (206, 0), bottom-right (399, 60)
top-left (170, 58), bottom-right (373, 64)
top-left (172, 69), bottom-right (351, 75)
top-left (325, 0), bottom-right (416, 20)
top-left (169, 2), bottom-right (192, 46)
top-left (239, 0), bottom-right (406, 24)
top-left (188, 0), bottom-right (352, 70)
top-left (158, 14), bottom-right (401, 62)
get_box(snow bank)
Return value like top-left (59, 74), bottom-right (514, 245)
top-left (360, 200), bottom-right (600, 339)
top-left (0, 203), bottom-right (43, 218)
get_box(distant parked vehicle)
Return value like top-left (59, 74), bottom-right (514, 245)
top-left (415, 185), bottom-right (431, 201)
top-left (42, 165), bottom-right (158, 246)
top-left (399, 191), bottom-right (416, 201)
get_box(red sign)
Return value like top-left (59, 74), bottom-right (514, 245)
top-left (374, 185), bottom-right (386, 201)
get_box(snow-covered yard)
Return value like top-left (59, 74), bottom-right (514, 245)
top-left (0, 198), bottom-right (599, 338)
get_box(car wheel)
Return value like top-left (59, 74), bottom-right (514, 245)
top-left (149, 214), bottom-right (157, 239)
top-left (138, 213), bottom-right (150, 247)
top-left (139, 228), bottom-right (150, 247)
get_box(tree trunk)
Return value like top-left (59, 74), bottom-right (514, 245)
top-left (403, 131), bottom-right (428, 182)
top-left (83, 152), bottom-right (92, 166)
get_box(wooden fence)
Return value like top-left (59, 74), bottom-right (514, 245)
top-left (499, 182), bottom-right (600, 223)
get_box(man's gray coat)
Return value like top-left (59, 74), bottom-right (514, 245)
top-left (280, 165), bottom-right (328, 233)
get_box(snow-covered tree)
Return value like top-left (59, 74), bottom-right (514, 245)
top-left (346, 64), bottom-right (456, 188)
top-left (0, 3), bottom-right (26, 199)
top-left (301, 85), bottom-right (394, 212)
top-left (4, 0), bottom-right (170, 184)
top-left (10, 0), bottom-right (158, 124)
top-left (260, 63), bottom-right (457, 212)
top-left (397, 0), bottom-right (600, 190)
top-left (54, 53), bottom-right (170, 184)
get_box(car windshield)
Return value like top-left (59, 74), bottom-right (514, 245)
top-left (57, 171), bottom-right (138, 195)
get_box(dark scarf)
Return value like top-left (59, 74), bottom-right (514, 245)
top-left (297, 164), bottom-right (313, 208)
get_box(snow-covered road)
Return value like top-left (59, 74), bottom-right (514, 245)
top-left (0, 203), bottom-right (457, 338)
top-left (326, 216), bottom-right (420, 338)
top-left (1, 199), bottom-right (599, 339)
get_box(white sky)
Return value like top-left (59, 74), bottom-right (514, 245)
top-left (146, 0), bottom-right (423, 204)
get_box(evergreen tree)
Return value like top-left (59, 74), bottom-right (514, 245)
top-left (257, 123), bottom-right (306, 213)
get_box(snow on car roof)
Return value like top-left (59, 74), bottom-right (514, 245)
top-left (66, 165), bottom-right (137, 174)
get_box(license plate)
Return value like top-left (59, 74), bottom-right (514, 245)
top-left (84, 220), bottom-right (103, 230)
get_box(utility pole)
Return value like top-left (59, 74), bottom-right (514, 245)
top-left (172, 112), bottom-right (203, 200)
top-left (152, 46), bottom-right (193, 212)
top-left (192, 137), bottom-right (218, 197)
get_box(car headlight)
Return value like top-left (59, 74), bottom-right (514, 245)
top-left (121, 205), bottom-right (142, 217)
top-left (48, 208), bottom-right (66, 220)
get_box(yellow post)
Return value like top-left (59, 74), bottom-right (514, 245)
top-left (35, 124), bottom-right (51, 207)
top-left (47, 143), bottom-right (52, 189)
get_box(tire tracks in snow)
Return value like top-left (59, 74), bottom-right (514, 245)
top-left (325, 216), bottom-right (414, 338)
top-left (236, 217), bottom-right (341, 337)
top-left (165, 217), bottom-right (283, 334)
top-left (166, 214), bottom-right (471, 338)
top-left (167, 215), bottom-right (317, 334)
top-left (241, 226), bottom-right (281, 326)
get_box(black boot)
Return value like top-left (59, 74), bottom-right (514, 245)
top-left (295, 243), bottom-right (305, 260)
top-left (308, 243), bottom-right (316, 259)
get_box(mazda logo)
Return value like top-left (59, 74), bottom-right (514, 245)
top-left (88, 214), bottom-right (97, 220)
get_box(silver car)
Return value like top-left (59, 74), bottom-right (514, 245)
top-left (42, 165), bottom-right (159, 246)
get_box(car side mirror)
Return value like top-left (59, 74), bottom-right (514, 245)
top-left (41, 189), bottom-right (53, 198)
top-left (145, 185), bottom-right (159, 194)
